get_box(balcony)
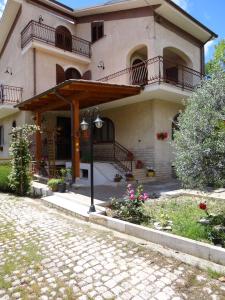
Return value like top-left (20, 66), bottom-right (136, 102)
top-left (0, 85), bottom-right (23, 118)
top-left (98, 56), bottom-right (203, 93)
top-left (21, 20), bottom-right (91, 60)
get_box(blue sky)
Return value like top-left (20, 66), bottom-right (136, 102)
top-left (0, 0), bottom-right (224, 61)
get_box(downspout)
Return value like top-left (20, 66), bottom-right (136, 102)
top-left (33, 48), bottom-right (37, 95)
top-left (54, 91), bottom-right (76, 183)
top-left (202, 35), bottom-right (217, 75)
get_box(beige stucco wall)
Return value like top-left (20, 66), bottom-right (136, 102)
top-left (152, 99), bottom-right (183, 178)
top-left (102, 99), bottom-right (183, 178)
top-left (0, 111), bottom-right (27, 159)
top-left (76, 13), bottom-right (202, 81)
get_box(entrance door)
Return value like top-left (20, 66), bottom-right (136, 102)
top-left (56, 117), bottom-right (71, 160)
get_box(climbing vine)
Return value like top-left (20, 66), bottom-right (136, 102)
top-left (9, 124), bottom-right (39, 196)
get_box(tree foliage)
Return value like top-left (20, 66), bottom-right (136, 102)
top-left (9, 125), bottom-right (39, 195)
top-left (206, 39), bottom-right (225, 74)
top-left (173, 71), bottom-right (225, 189)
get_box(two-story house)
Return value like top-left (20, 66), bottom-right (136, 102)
top-left (0, 0), bottom-right (217, 184)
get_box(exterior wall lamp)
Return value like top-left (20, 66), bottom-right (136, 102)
top-left (39, 15), bottom-right (44, 23)
top-left (5, 67), bottom-right (12, 75)
top-left (97, 61), bottom-right (105, 70)
top-left (80, 108), bottom-right (104, 213)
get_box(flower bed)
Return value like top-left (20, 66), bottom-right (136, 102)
top-left (107, 185), bottom-right (225, 248)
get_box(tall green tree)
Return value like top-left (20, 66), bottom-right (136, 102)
top-left (206, 40), bottom-right (225, 74)
top-left (173, 71), bottom-right (225, 189)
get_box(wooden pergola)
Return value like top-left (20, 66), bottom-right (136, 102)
top-left (16, 79), bottom-right (141, 181)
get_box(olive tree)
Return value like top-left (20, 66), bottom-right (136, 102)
top-left (173, 71), bottom-right (225, 189)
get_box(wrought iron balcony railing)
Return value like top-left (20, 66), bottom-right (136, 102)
top-left (98, 56), bottom-right (203, 91)
top-left (21, 20), bottom-right (91, 58)
top-left (0, 85), bottom-right (23, 105)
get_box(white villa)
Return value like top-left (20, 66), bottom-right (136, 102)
top-left (0, 0), bottom-right (217, 184)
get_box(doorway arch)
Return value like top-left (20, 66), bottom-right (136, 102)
top-left (65, 68), bottom-right (81, 80)
top-left (93, 117), bottom-right (115, 143)
top-left (129, 46), bottom-right (148, 85)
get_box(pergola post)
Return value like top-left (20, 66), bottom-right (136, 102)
top-left (71, 98), bottom-right (80, 182)
top-left (35, 111), bottom-right (42, 174)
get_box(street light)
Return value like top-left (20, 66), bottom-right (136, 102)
top-left (80, 108), bottom-right (104, 213)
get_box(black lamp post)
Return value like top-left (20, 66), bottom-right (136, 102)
top-left (80, 108), bottom-right (104, 213)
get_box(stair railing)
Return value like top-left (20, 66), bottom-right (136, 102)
top-left (113, 141), bottom-right (134, 173)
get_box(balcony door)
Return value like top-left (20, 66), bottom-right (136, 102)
top-left (131, 59), bottom-right (148, 85)
top-left (164, 66), bottom-right (179, 83)
top-left (55, 26), bottom-right (72, 52)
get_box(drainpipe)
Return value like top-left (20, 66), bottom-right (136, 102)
top-left (53, 91), bottom-right (76, 183)
top-left (33, 48), bottom-right (37, 96)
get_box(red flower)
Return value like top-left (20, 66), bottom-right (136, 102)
top-left (199, 202), bottom-right (207, 210)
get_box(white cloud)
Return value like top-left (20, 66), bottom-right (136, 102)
top-left (204, 40), bottom-right (216, 57)
top-left (0, 0), bottom-right (7, 18)
top-left (171, 0), bottom-right (188, 11)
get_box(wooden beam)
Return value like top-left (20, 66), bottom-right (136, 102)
top-left (71, 98), bottom-right (80, 181)
top-left (35, 101), bottom-right (69, 113)
top-left (35, 112), bottom-right (42, 174)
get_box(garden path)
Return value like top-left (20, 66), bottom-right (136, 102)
top-left (0, 193), bottom-right (225, 299)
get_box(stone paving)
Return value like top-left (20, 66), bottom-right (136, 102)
top-left (0, 194), bottom-right (225, 300)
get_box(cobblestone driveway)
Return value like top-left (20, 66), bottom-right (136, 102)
top-left (0, 194), bottom-right (225, 300)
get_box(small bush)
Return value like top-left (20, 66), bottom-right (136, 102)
top-left (110, 184), bottom-right (150, 224)
top-left (0, 163), bottom-right (12, 193)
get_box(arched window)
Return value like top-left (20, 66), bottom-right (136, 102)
top-left (55, 26), bottom-right (72, 52)
top-left (65, 68), bottom-right (81, 80)
top-left (172, 113), bottom-right (180, 140)
top-left (93, 118), bottom-right (115, 143)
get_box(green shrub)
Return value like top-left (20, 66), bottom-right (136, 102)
top-left (47, 178), bottom-right (63, 192)
top-left (0, 164), bottom-right (12, 193)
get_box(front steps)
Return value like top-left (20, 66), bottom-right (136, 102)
top-left (133, 168), bottom-right (156, 184)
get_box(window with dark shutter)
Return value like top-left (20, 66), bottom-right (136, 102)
top-left (91, 22), bottom-right (104, 43)
top-left (56, 64), bottom-right (66, 85)
top-left (55, 26), bottom-right (72, 52)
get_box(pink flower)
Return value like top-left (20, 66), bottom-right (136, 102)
top-left (143, 193), bottom-right (149, 201)
top-left (129, 189), bottom-right (135, 195)
top-left (129, 194), bottom-right (136, 201)
top-left (127, 184), bottom-right (132, 189)
top-left (139, 195), bottom-right (144, 201)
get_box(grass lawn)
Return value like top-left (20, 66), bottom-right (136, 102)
top-left (0, 163), bottom-right (11, 192)
top-left (143, 196), bottom-right (225, 244)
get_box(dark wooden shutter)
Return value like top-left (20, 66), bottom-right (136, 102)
top-left (55, 26), bottom-right (72, 52)
top-left (82, 70), bottom-right (92, 80)
top-left (91, 22), bottom-right (104, 42)
top-left (56, 64), bottom-right (65, 84)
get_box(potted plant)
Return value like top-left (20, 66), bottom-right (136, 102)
top-left (47, 178), bottom-right (61, 192)
top-left (125, 172), bottom-right (134, 182)
top-left (136, 160), bottom-right (143, 169)
top-left (58, 168), bottom-right (67, 193)
top-left (114, 174), bottom-right (123, 182)
top-left (146, 167), bottom-right (155, 177)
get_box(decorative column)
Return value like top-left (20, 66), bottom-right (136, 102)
top-left (71, 98), bottom-right (80, 182)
